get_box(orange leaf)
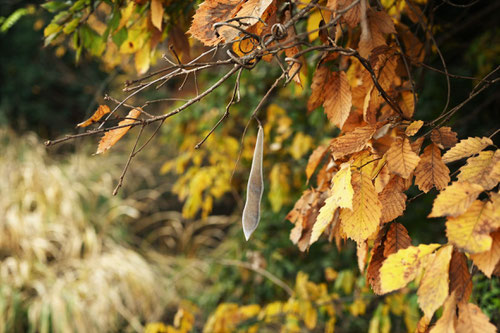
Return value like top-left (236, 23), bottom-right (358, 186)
top-left (429, 182), bottom-right (483, 218)
top-left (77, 105), bottom-right (111, 128)
top-left (367, 234), bottom-right (385, 294)
top-left (470, 231), bottom-right (500, 278)
top-left (456, 303), bottom-right (496, 333)
top-left (339, 171), bottom-right (382, 243)
top-left (357, 240), bottom-right (368, 273)
top-left (330, 124), bottom-right (377, 160)
top-left (383, 222), bottom-right (411, 257)
top-left (449, 250), bottom-right (472, 304)
top-left (358, 10), bottom-right (396, 58)
top-left (306, 145), bottom-right (328, 181)
top-left (308, 66), bottom-right (330, 112)
top-left (430, 127), bottom-right (457, 149)
top-left (96, 108), bottom-right (141, 154)
top-left (405, 120), bottom-right (423, 136)
top-left (415, 143), bottom-right (450, 193)
top-left (151, 0), bottom-right (164, 31)
top-left (379, 176), bottom-right (407, 223)
top-left (323, 71), bottom-right (352, 129)
top-left (442, 136), bottom-right (492, 164)
top-left (386, 137), bottom-right (420, 179)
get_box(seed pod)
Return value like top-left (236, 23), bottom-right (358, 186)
top-left (242, 124), bottom-right (264, 240)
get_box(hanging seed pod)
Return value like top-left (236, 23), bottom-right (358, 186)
top-left (242, 124), bottom-right (264, 240)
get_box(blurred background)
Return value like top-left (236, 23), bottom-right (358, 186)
top-left (0, 0), bottom-right (498, 332)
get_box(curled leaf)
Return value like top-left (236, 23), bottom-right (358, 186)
top-left (96, 108), bottom-right (141, 154)
top-left (242, 124), bottom-right (264, 240)
top-left (77, 105), bottom-right (111, 128)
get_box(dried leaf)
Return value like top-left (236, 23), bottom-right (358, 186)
top-left (242, 124), bottom-right (264, 240)
top-left (430, 127), bottom-right (458, 149)
top-left (96, 108), bottom-right (141, 154)
top-left (415, 143), bottom-right (451, 193)
top-left (151, 0), bottom-right (164, 31)
top-left (386, 137), bottom-right (421, 179)
top-left (327, 0), bottom-right (360, 28)
top-left (358, 10), bottom-right (396, 58)
top-left (357, 240), bottom-right (368, 273)
top-left (339, 171), bottom-right (382, 243)
top-left (449, 250), bottom-right (472, 304)
top-left (446, 200), bottom-right (496, 253)
top-left (323, 71), bottom-right (352, 129)
top-left (77, 105), bottom-right (111, 128)
top-left (383, 222), bottom-right (411, 257)
top-left (405, 120), bottom-right (424, 136)
top-left (456, 303), bottom-right (496, 333)
top-left (379, 176), bottom-right (407, 223)
top-left (429, 292), bottom-right (457, 333)
top-left (457, 150), bottom-right (500, 190)
top-left (306, 145), bottom-right (328, 182)
top-left (187, 0), bottom-right (241, 46)
top-left (442, 137), bottom-right (493, 164)
top-left (284, 9), bottom-right (303, 86)
top-left (308, 66), bottom-right (330, 112)
top-left (379, 244), bottom-right (440, 294)
top-left (417, 245), bottom-right (453, 320)
top-left (330, 124), bottom-right (377, 160)
top-left (470, 231), bottom-right (500, 278)
top-left (367, 233), bottom-right (386, 294)
top-left (429, 182), bottom-right (483, 218)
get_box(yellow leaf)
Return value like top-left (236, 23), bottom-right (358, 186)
top-left (379, 244), bottom-right (440, 293)
top-left (340, 171), bottom-right (381, 243)
top-left (323, 71), bottom-right (352, 129)
top-left (456, 303), bottom-right (496, 333)
top-left (96, 108), bottom-right (141, 154)
top-left (442, 136), bottom-right (493, 164)
top-left (417, 245), bottom-right (453, 320)
top-left (306, 10), bottom-right (322, 42)
top-left (77, 105), bottom-right (110, 128)
top-left (44, 23), bottom-right (62, 37)
top-left (151, 0), bottom-right (164, 31)
top-left (386, 137), bottom-right (420, 179)
top-left (310, 163), bottom-right (353, 244)
top-left (429, 182), bottom-right (483, 218)
top-left (330, 124), bottom-right (377, 160)
top-left (446, 200), bottom-right (496, 253)
top-left (405, 120), bottom-right (424, 136)
top-left (470, 231), bottom-right (500, 277)
top-left (135, 39), bottom-right (151, 74)
top-left (269, 163), bottom-right (290, 213)
top-left (415, 143), bottom-right (450, 193)
top-left (429, 292), bottom-right (457, 333)
top-left (290, 132), bottom-right (313, 160)
top-left (457, 150), bottom-right (500, 190)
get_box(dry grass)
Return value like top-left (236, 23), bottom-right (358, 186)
top-left (0, 129), bottom-right (231, 332)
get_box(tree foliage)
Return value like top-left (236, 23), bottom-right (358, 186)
top-left (34, 0), bottom-right (500, 331)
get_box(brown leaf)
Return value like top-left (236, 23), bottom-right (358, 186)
top-left (323, 71), bottom-right (352, 129)
top-left (151, 0), bottom-right (164, 31)
top-left (330, 124), bottom-right (377, 160)
top-left (470, 231), bottom-right (500, 278)
top-left (308, 66), bottom-right (330, 112)
top-left (358, 10), bottom-right (396, 58)
top-left (169, 25), bottom-right (191, 63)
top-left (383, 222), bottom-right (411, 257)
top-left (367, 228), bottom-right (387, 294)
top-left (327, 0), bottom-right (360, 28)
top-left (379, 176), bottom-right (407, 223)
top-left (456, 303), bottom-right (496, 333)
top-left (405, 120), bottom-right (424, 136)
top-left (386, 137), bottom-right (421, 179)
top-left (188, 0), bottom-right (242, 46)
top-left (77, 105), bottom-right (111, 128)
top-left (449, 250), bottom-right (472, 304)
top-left (415, 143), bottom-right (451, 193)
top-left (430, 127), bottom-right (458, 149)
top-left (442, 136), bottom-right (493, 164)
top-left (284, 9), bottom-right (303, 86)
top-left (96, 108), bottom-right (141, 154)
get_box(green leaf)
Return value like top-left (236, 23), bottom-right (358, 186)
top-left (112, 27), bottom-right (127, 47)
top-left (41, 1), bottom-right (69, 13)
top-left (0, 8), bottom-right (28, 33)
top-left (63, 17), bottom-right (80, 35)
